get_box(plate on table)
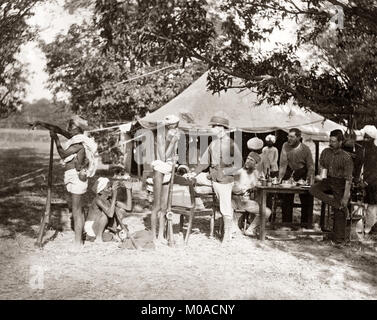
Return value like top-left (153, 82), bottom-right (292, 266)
top-left (280, 183), bottom-right (292, 188)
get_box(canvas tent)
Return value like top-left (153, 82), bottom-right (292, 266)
top-left (140, 72), bottom-right (352, 141)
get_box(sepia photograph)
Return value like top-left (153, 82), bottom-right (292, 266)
top-left (0, 0), bottom-right (376, 304)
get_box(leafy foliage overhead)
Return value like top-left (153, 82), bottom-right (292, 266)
top-left (0, 0), bottom-right (44, 119)
top-left (92, 0), bottom-right (377, 127)
top-left (41, 1), bottom-right (207, 125)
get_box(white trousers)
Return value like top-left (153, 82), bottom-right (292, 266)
top-left (212, 181), bottom-right (234, 218)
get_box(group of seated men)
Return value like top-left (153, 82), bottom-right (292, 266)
top-left (183, 114), bottom-right (376, 244)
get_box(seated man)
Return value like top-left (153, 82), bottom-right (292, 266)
top-left (310, 130), bottom-right (353, 243)
top-left (85, 177), bottom-right (132, 242)
top-left (232, 152), bottom-right (272, 236)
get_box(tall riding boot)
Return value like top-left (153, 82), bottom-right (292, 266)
top-left (222, 217), bottom-right (232, 243)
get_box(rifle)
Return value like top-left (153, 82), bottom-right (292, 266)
top-left (166, 156), bottom-right (179, 247)
top-left (35, 138), bottom-right (54, 248)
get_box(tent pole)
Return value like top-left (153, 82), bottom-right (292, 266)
top-left (314, 141), bottom-right (320, 175)
top-left (122, 132), bottom-right (133, 174)
top-left (137, 152), bottom-right (142, 178)
top-left (135, 140), bottom-right (141, 178)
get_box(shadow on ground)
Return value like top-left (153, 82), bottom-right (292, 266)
top-left (1, 146), bottom-right (377, 299)
top-left (265, 236), bottom-right (377, 298)
top-left (0, 148), bottom-right (52, 187)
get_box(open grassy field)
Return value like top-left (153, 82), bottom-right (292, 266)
top-left (0, 129), bottom-right (376, 300)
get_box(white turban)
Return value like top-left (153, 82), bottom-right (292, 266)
top-left (163, 114), bottom-right (180, 125)
top-left (247, 137), bottom-right (264, 150)
top-left (265, 134), bottom-right (276, 144)
top-left (360, 125), bottom-right (377, 146)
top-left (92, 177), bottom-right (110, 194)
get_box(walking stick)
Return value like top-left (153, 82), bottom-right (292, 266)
top-left (35, 138), bottom-right (54, 248)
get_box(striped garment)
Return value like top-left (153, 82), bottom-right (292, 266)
top-left (320, 147), bottom-right (353, 181)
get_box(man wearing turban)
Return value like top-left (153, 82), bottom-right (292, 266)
top-left (261, 134), bottom-right (279, 178)
top-left (85, 177), bottom-right (132, 242)
top-left (232, 152), bottom-right (272, 236)
top-left (31, 116), bottom-right (98, 247)
top-left (150, 114), bottom-right (181, 243)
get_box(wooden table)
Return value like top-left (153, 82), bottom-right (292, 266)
top-left (256, 185), bottom-right (312, 241)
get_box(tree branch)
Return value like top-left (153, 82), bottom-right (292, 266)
top-left (243, 0), bottom-right (323, 16)
top-left (145, 30), bottom-right (272, 82)
top-left (0, 89), bottom-right (10, 104)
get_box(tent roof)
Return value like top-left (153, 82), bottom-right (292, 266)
top-left (139, 72), bottom-right (350, 141)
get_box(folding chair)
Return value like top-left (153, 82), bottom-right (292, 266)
top-left (188, 184), bottom-right (247, 240)
top-left (165, 175), bottom-right (227, 244)
top-left (167, 175), bottom-right (197, 245)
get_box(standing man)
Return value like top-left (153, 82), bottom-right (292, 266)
top-left (31, 116), bottom-right (98, 247)
top-left (310, 129), bottom-right (353, 243)
top-left (261, 134), bottom-right (279, 178)
top-left (150, 115), bottom-right (180, 243)
top-left (279, 128), bottom-right (314, 227)
top-left (185, 114), bottom-right (243, 243)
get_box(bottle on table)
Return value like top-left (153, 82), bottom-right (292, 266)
top-left (266, 167), bottom-right (272, 186)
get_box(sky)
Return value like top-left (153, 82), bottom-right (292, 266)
top-left (19, 0), bottom-right (91, 102)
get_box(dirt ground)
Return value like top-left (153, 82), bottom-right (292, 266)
top-left (1, 130), bottom-right (376, 300)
